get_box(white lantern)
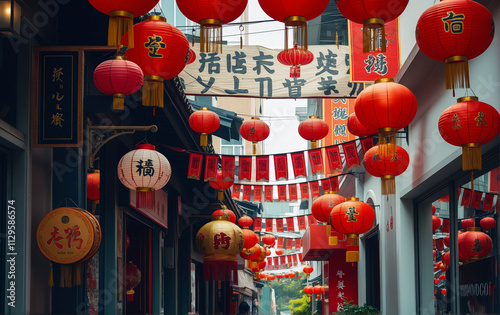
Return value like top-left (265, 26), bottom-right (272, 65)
top-left (117, 144), bottom-right (171, 209)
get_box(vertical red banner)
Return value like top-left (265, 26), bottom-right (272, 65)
top-left (289, 184), bottom-right (298, 202)
top-left (286, 217), bottom-right (295, 232)
top-left (238, 156), bottom-right (252, 181)
top-left (308, 149), bottom-right (325, 176)
top-left (286, 255), bottom-right (292, 265)
top-left (264, 186), bottom-right (273, 202)
top-left (321, 178), bottom-right (331, 193)
top-left (276, 218), bottom-right (284, 232)
top-left (187, 152), bottom-right (203, 180)
top-left (325, 146), bottom-right (344, 173)
top-left (242, 185), bottom-right (252, 201)
top-left (256, 156), bottom-right (269, 182)
top-left (204, 154), bottom-right (219, 181)
top-left (470, 191), bottom-right (483, 209)
top-left (291, 152), bottom-right (307, 179)
top-left (292, 254), bottom-right (298, 266)
top-left (490, 167), bottom-right (500, 194)
top-left (232, 184), bottom-right (241, 199)
top-left (267, 257), bottom-right (272, 267)
top-left (482, 193), bottom-right (494, 212)
top-left (307, 214), bottom-right (317, 226)
top-left (298, 253), bottom-right (303, 262)
top-left (253, 186), bottom-right (263, 203)
top-left (442, 219), bottom-right (450, 233)
top-left (274, 154), bottom-right (289, 180)
top-left (277, 237), bottom-right (284, 249)
top-left (254, 217), bottom-right (262, 232)
top-left (266, 218), bottom-right (274, 232)
top-left (461, 189), bottom-right (472, 207)
top-left (273, 257), bottom-right (279, 268)
top-left (310, 181), bottom-right (321, 199)
top-left (295, 238), bottom-right (302, 249)
top-left (300, 183), bottom-right (309, 200)
top-left (280, 256), bottom-right (286, 266)
top-left (360, 137), bottom-right (374, 154)
top-left (221, 155), bottom-right (235, 181)
top-left (278, 185), bottom-right (287, 202)
top-left (330, 177), bottom-right (340, 192)
top-left (285, 238), bottom-right (292, 249)
top-left (297, 216), bottom-right (307, 230)
top-left (342, 142), bottom-right (360, 169)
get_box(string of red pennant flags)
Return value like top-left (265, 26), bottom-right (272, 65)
top-left (264, 253), bottom-right (304, 271)
top-left (253, 215), bottom-right (317, 233)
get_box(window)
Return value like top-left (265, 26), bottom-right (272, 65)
top-left (221, 138), bottom-right (243, 155)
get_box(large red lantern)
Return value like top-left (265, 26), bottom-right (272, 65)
top-left (258, 0), bottom-right (329, 50)
top-left (189, 107), bottom-right (221, 147)
top-left (117, 144), bottom-right (171, 210)
top-left (303, 265), bottom-right (313, 277)
top-left (480, 217), bottom-right (496, 231)
top-left (240, 117), bottom-right (270, 154)
top-left (432, 216), bottom-right (441, 233)
top-left (347, 113), bottom-right (378, 138)
top-left (187, 48), bottom-right (196, 65)
top-left (304, 285), bottom-right (313, 301)
top-left (122, 16), bottom-right (189, 108)
top-left (196, 214), bottom-right (244, 283)
top-left (458, 227), bottom-right (493, 262)
top-left (331, 198), bottom-right (375, 262)
top-left (438, 97), bottom-right (499, 171)
top-left (461, 218), bottom-right (475, 231)
top-left (311, 192), bottom-right (346, 224)
top-left (262, 234), bottom-right (276, 248)
top-left (125, 261), bottom-right (141, 301)
top-left (88, 0), bottom-right (159, 47)
top-left (209, 171), bottom-right (234, 200)
top-left (363, 144), bottom-right (410, 195)
top-left (416, 0), bottom-right (494, 92)
top-left (176, 0), bottom-right (248, 53)
top-left (298, 116), bottom-right (329, 149)
top-left (355, 78), bottom-right (417, 150)
top-left (277, 44), bottom-right (314, 78)
top-left (93, 56), bottom-right (144, 110)
top-left (335, 0), bottom-right (408, 52)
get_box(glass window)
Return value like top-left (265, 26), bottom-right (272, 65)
top-left (221, 138), bottom-right (243, 156)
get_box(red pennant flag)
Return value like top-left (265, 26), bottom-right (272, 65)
top-left (232, 184), bottom-right (241, 199)
top-left (291, 152), bottom-right (307, 179)
top-left (325, 146), bottom-right (343, 173)
top-left (239, 156), bottom-right (253, 181)
top-left (298, 253), bottom-right (303, 262)
top-left (442, 219), bottom-right (450, 233)
top-left (280, 256), bottom-right (286, 266)
top-left (436, 238), bottom-right (445, 251)
top-left (286, 217), bottom-right (295, 232)
top-left (308, 148), bottom-right (325, 176)
top-left (307, 214), bottom-right (317, 226)
top-left (273, 257), bottom-right (279, 267)
top-left (253, 186), bottom-right (263, 203)
top-left (297, 216), bottom-right (307, 230)
top-left (276, 218), bottom-right (284, 232)
top-left (321, 178), bottom-right (331, 193)
top-left (242, 185), bottom-right (252, 201)
top-left (289, 184), bottom-right (298, 202)
top-left (266, 218), bottom-right (274, 232)
top-left (470, 191), bottom-right (483, 209)
top-left (277, 237), bottom-right (284, 249)
top-left (461, 189), bottom-right (472, 207)
top-left (292, 254), bottom-right (298, 265)
top-left (274, 154), bottom-right (289, 180)
top-left (267, 257), bottom-right (272, 267)
top-left (264, 186), bottom-right (273, 202)
top-left (342, 142), bottom-right (360, 170)
top-left (360, 137), bottom-right (374, 153)
top-left (187, 152), bottom-right (203, 180)
top-left (278, 185), bottom-right (287, 202)
top-left (300, 183), bottom-right (309, 200)
top-left (310, 181), bottom-right (321, 199)
top-left (482, 193), bottom-right (494, 212)
top-left (256, 156), bottom-right (270, 182)
top-left (283, 238), bottom-right (290, 249)
top-left (204, 154), bottom-right (219, 181)
top-left (330, 177), bottom-right (340, 192)
top-left (254, 218), bottom-right (262, 232)
top-left (221, 155), bottom-right (235, 181)
top-left (287, 254), bottom-right (292, 265)
top-left (295, 238), bottom-right (302, 249)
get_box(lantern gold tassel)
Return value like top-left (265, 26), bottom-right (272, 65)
top-left (200, 19), bottom-right (222, 53)
top-left (310, 140), bottom-right (317, 149)
top-left (346, 234), bottom-right (360, 262)
top-left (48, 262), bottom-right (54, 287)
top-left (252, 142), bottom-right (257, 155)
top-left (109, 11), bottom-right (134, 48)
top-left (218, 190), bottom-right (224, 201)
top-left (363, 18), bottom-right (386, 53)
top-left (336, 29), bottom-right (339, 49)
top-left (462, 143), bottom-right (482, 171)
top-left (445, 56), bottom-right (470, 92)
top-left (200, 133), bottom-right (208, 147)
top-left (329, 230), bottom-right (338, 246)
top-left (381, 175), bottom-right (396, 195)
top-left (113, 93), bottom-right (125, 110)
top-left (378, 128), bottom-right (397, 157)
top-left (142, 76), bottom-right (164, 108)
top-left (60, 264), bottom-right (73, 288)
top-left (74, 262), bottom-right (82, 286)
top-left (284, 16), bottom-right (308, 50)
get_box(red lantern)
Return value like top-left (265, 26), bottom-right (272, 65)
top-left (88, 0), bottom-right (159, 47)
top-left (459, 227), bottom-right (493, 262)
top-left (258, 261), bottom-right (267, 270)
top-left (480, 217), bottom-right (496, 231)
top-left (240, 244), bottom-right (261, 260)
top-left (177, 0), bottom-right (248, 52)
top-left (363, 144), bottom-right (410, 195)
top-left (258, 0), bottom-right (329, 50)
top-left (444, 235), bottom-right (450, 248)
top-left (118, 144), bottom-right (171, 210)
top-left (304, 285), bottom-right (313, 301)
top-left (432, 216), bottom-right (441, 233)
top-left (87, 170), bottom-right (100, 202)
top-left (298, 116), bottom-right (329, 149)
top-left (189, 107), bottom-right (221, 147)
top-left (209, 171), bottom-right (234, 201)
top-left (461, 218), bottom-right (475, 231)
top-left (434, 278), bottom-right (440, 285)
top-left (238, 215), bottom-right (253, 229)
top-left (266, 248), bottom-right (271, 256)
top-left (347, 113), bottom-right (378, 137)
top-left (259, 272), bottom-right (267, 280)
top-left (432, 204), bottom-right (436, 215)
top-left (438, 97), bottom-right (500, 170)
top-left (313, 285), bottom-right (323, 296)
top-left (331, 198), bottom-right (375, 262)
top-left (125, 261), bottom-right (141, 301)
top-left (355, 78), bottom-right (417, 150)
top-left (211, 208), bottom-right (236, 224)
top-left (267, 274), bottom-right (275, 281)
top-left (303, 265), bottom-right (313, 277)
top-left (275, 248), bottom-right (284, 256)
top-left (416, 0), bottom-right (494, 92)
top-left (241, 229), bottom-right (259, 252)
top-left (311, 192), bottom-right (346, 244)
top-left (240, 117), bottom-right (270, 154)
top-left (262, 234), bottom-right (276, 247)
top-left (122, 16), bottom-right (189, 108)
top-left (93, 57), bottom-right (144, 110)
top-left (277, 44), bottom-right (314, 78)
top-left (441, 289), bottom-right (447, 296)
top-left (187, 48), bottom-right (196, 65)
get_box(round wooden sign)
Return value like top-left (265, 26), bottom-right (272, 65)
top-left (79, 210), bottom-right (102, 262)
top-left (37, 207), bottom-right (95, 264)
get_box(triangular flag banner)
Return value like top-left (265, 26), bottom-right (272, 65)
top-left (254, 218), bottom-right (262, 232)
top-left (321, 178), bottom-right (331, 193)
top-left (286, 217), bottom-right (295, 232)
top-left (483, 193), bottom-right (494, 212)
top-left (265, 186), bottom-right (273, 202)
top-left (242, 185), bottom-right (252, 201)
top-left (297, 216), bottom-right (307, 230)
top-left (232, 184), bottom-right (241, 199)
top-left (442, 219), bottom-right (450, 233)
top-left (278, 185), bottom-right (287, 202)
top-left (295, 238), bottom-right (302, 249)
top-left (360, 137), bottom-right (374, 153)
top-left (256, 156), bottom-right (270, 182)
top-left (276, 218), bottom-right (284, 232)
top-left (204, 154), bottom-right (219, 181)
top-left (470, 191), bottom-right (483, 209)
top-left (273, 257), bottom-right (279, 268)
top-left (291, 152), bottom-right (307, 178)
top-left (254, 186), bottom-right (263, 203)
top-left (267, 257), bottom-right (272, 266)
top-left (436, 238), bottom-right (445, 251)
top-left (277, 237), bottom-right (284, 249)
top-left (239, 156), bottom-right (252, 181)
top-left (221, 155), bottom-right (236, 181)
top-left (330, 177), bottom-right (340, 192)
top-left (307, 215), bottom-right (317, 226)
top-left (308, 148), bottom-right (325, 176)
top-left (280, 256), bottom-right (286, 267)
top-left (187, 152), bottom-right (203, 180)
top-left (342, 142), bottom-right (360, 170)
top-left (287, 255), bottom-right (292, 265)
top-left (292, 254), bottom-right (298, 265)
top-left (461, 189), bottom-right (472, 207)
top-left (300, 183), bottom-right (309, 200)
top-left (274, 154), bottom-right (289, 180)
top-left (285, 238), bottom-right (291, 249)
top-left (310, 181), bottom-right (321, 199)
top-left (289, 184), bottom-right (298, 202)
top-left (326, 146), bottom-right (343, 173)
top-left (266, 218), bottom-right (274, 232)
top-left (298, 253), bottom-right (303, 262)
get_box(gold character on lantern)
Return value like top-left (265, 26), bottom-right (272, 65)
top-left (474, 112), bottom-right (487, 126)
top-left (144, 35), bottom-right (166, 58)
top-left (442, 12), bottom-right (465, 34)
top-left (452, 114), bottom-right (462, 129)
top-left (345, 206), bottom-right (359, 222)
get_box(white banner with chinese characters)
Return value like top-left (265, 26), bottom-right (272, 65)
top-left (178, 45), bottom-right (363, 99)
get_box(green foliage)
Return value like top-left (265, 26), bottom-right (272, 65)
top-left (289, 295), bottom-right (311, 315)
top-left (333, 300), bottom-right (380, 315)
top-left (269, 277), bottom-right (304, 311)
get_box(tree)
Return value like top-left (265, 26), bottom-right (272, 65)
top-left (289, 295), bottom-right (311, 315)
top-left (270, 277), bottom-right (305, 312)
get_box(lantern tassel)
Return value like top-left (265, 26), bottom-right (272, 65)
top-left (310, 140), bottom-right (317, 149)
top-left (200, 19), bottom-right (222, 53)
top-left (462, 144), bottom-right (482, 171)
top-left (329, 230), bottom-right (338, 246)
top-left (200, 133), bottom-right (208, 147)
top-left (290, 66), bottom-right (300, 78)
top-left (285, 16), bottom-right (307, 50)
top-left (48, 262), bottom-right (54, 287)
top-left (363, 18), bottom-right (385, 53)
top-left (60, 264), bottom-right (73, 288)
top-left (203, 256), bottom-right (238, 285)
top-left (74, 262), bottom-right (82, 286)
top-left (346, 234), bottom-right (360, 262)
top-left (142, 76), bottom-right (164, 108)
top-left (126, 289), bottom-right (135, 301)
top-left (109, 11), bottom-right (134, 48)
top-left (136, 188), bottom-right (155, 210)
top-left (336, 29), bottom-right (339, 49)
top-left (307, 296), bottom-right (311, 302)
top-left (113, 93), bottom-right (125, 110)
top-left (218, 190), bottom-right (224, 201)
top-left (381, 175), bottom-right (396, 195)
top-left (252, 142), bottom-right (257, 155)
top-left (378, 129), bottom-right (397, 156)
top-left (445, 56), bottom-right (470, 91)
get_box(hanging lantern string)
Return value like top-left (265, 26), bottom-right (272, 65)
top-left (56, 197), bottom-right (80, 209)
top-left (239, 25), bottom-right (244, 49)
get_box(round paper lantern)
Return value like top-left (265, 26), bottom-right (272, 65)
top-left (88, 0), bottom-right (159, 47)
top-left (459, 227), bottom-right (493, 262)
top-left (416, 0), bottom-right (494, 92)
top-left (258, 0), bottom-right (329, 50)
top-left (480, 217), bottom-right (496, 231)
top-left (432, 204), bottom-right (436, 215)
top-left (187, 48), bottom-right (196, 65)
top-left (259, 272), bottom-right (267, 280)
top-left (434, 278), bottom-right (440, 285)
top-left (298, 116), bottom-right (329, 149)
top-left (117, 144), bottom-right (171, 210)
top-left (289, 272), bottom-right (296, 279)
top-left (335, 0), bottom-right (408, 52)
top-left (266, 248), bottom-right (271, 256)
top-left (211, 208), bottom-right (236, 224)
top-left (267, 274), bottom-right (275, 281)
top-left (313, 285), bottom-right (323, 295)
top-left (258, 261), bottom-right (267, 270)
top-left (432, 216), bottom-right (441, 233)
top-left (461, 218), bottom-right (475, 231)
top-left (441, 289), bottom-right (447, 296)
top-left (438, 97), bottom-right (500, 170)
top-left (196, 214), bottom-right (244, 283)
top-left (262, 234), bottom-right (276, 247)
top-left (355, 78), bottom-right (417, 149)
top-left (444, 235), bottom-right (450, 247)
top-left (347, 113), bottom-right (378, 137)
top-left (363, 144), bottom-right (410, 195)
top-left (303, 265), bottom-right (313, 277)
top-left (240, 243), bottom-right (261, 260)
top-left (209, 171), bottom-right (234, 200)
top-left (122, 16), bottom-right (189, 108)
top-left (240, 117), bottom-right (270, 154)
top-left (93, 57), bottom-right (144, 110)
top-left (312, 192), bottom-right (346, 244)
top-left (177, 0), bottom-right (248, 53)
top-left (189, 107), bottom-right (220, 147)
top-left (125, 261), bottom-right (141, 301)
top-left (87, 170), bottom-right (100, 202)
top-left (330, 198), bottom-right (375, 262)
top-left (277, 44), bottom-right (314, 78)
top-left (238, 215), bottom-right (253, 229)
top-left (275, 248), bottom-right (284, 256)
top-left (241, 229), bottom-right (259, 252)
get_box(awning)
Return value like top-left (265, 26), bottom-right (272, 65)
top-left (190, 100), bottom-right (243, 141)
top-left (302, 225), bottom-right (347, 261)
top-left (234, 270), bottom-right (260, 296)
